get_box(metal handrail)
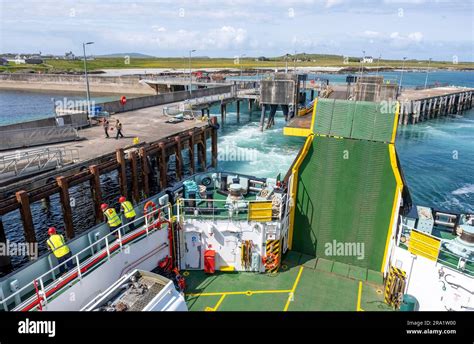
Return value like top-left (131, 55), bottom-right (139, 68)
top-left (400, 227), bottom-right (474, 278)
top-left (0, 147), bottom-right (79, 176)
top-left (0, 204), bottom-right (170, 311)
top-left (178, 197), bottom-right (282, 222)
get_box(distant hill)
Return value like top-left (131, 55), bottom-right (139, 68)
top-left (97, 53), bottom-right (156, 58)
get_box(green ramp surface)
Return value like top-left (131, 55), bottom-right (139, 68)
top-left (292, 135), bottom-right (397, 271)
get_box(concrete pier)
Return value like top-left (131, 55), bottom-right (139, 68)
top-left (398, 87), bottom-right (474, 125)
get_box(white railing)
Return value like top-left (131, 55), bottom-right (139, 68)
top-left (177, 197), bottom-right (284, 223)
top-left (0, 204), bottom-right (171, 311)
top-left (399, 226), bottom-right (474, 278)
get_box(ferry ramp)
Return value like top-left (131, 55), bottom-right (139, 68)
top-left (290, 99), bottom-right (401, 272)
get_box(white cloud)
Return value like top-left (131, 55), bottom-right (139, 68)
top-left (104, 26), bottom-right (251, 51)
top-left (408, 32), bottom-right (424, 42)
top-left (324, 0), bottom-right (345, 8)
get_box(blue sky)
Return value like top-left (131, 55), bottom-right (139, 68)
top-left (1, 0), bottom-right (473, 61)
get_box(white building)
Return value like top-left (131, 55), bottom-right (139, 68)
top-left (361, 56), bottom-right (374, 63)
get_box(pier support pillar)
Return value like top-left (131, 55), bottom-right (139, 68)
top-left (248, 99), bottom-right (252, 114)
top-left (211, 118), bottom-right (218, 168)
top-left (56, 177), bottom-right (75, 239)
top-left (220, 103), bottom-right (226, 127)
top-left (15, 190), bottom-right (37, 246)
top-left (116, 148), bottom-right (128, 198)
top-left (0, 217), bottom-right (12, 272)
top-left (236, 100), bottom-right (240, 123)
top-left (139, 147), bottom-right (150, 197)
top-left (198, 128), bottom-right (207, 172)
top-left (158, 143), bottom-right (167, 190)
top-left (188, 130), bottom-right (195, 175)
top-left (402, 104), bottom-right (409, 125)
top-left (129, 152), bottom-right (140, 204)
top-left (427, 99), bottom-right (433, 119)
top-left (174, 136), bottom-right (183, 181)
top-left (89, 165), bottom-right (103, 223)
top-left (259, 104), bottom-right (266, 131)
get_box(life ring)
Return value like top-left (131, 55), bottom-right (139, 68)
top-left (120, 96), bottom-right (127, 105)
top-left (144, 201), bottom-right (160, 227)
top-left (262, 253), bottom-right (279, 271)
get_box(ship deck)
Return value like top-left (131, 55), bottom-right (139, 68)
top-left (184, 251), bottom-right (392, 311)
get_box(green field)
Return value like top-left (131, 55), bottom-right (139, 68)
top-left (1, 55), bottom-right (473, 73)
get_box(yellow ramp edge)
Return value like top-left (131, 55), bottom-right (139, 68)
top-left (288, 134), bottom-right (314, 249)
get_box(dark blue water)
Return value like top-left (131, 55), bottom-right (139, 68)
top-left (0, 90), bottom-right (129, 126)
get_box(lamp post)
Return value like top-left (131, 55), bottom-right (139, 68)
top-left (240, 53), bottom-right (246, 77)
top-left (424, 58), bottom-right (432, 89)
top-left (398, 56), bottom-right (407, 95)
top-left (82, 42), bottom-right (94, 116)
top-left (375, 54), bottom-right (382, 76)
top-left (188, 49), bottom-right (196, 95)
top-left (359, 50), bottom-right (365, 76)
top-left (293, 50), bottom-right (297, 72)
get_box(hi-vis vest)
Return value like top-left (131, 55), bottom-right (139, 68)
top-left (104, 208), bottom-right (122, 227)
top-left (47, 234), bottom-right (70, 258)
top-left (121, 201), bottom-right (136, 219)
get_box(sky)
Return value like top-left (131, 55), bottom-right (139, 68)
top-left (0, 0), bottom-right (473, 61)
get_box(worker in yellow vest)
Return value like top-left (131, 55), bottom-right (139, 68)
top-left (46, 227), bottom-right (74, 274)
top-left (101, 203), bottom-right (122, 235)
top-left (119, 196), bottom-right (136, 231)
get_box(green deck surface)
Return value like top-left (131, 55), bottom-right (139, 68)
top-left (292, 136), bottom-right (397, 271)
top-left (184, 251), bottom-right (391, 311)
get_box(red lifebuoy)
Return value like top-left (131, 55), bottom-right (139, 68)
top-left (144, 201), bottom-right (159, 228)
top-left (120, 96), bottom-right (127, 105)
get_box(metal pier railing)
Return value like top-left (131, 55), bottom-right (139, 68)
top-left (0, 147), bottom-right (80, 177)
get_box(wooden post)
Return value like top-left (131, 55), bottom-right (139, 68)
top-left (174, 136), bottom-right (183, 181)
top-left (0, 217), bottom-right (12, 271)
top-left (158, 143), bottom-right (168, 190)
top-left (139, 147), bottom-right (150, 197)
top-left (236, 100), bottom-right (240, 123)
top-left (210, 119), bottom-right (218, 168)
top-left (89, 165), bottom-right (103, 223)
top-left (129, 151), bottom-right (140, 203)
top-left (16, 190), bottom-right (37, 245)
top-left (116, 148), bottom-right (127, 198)
top-left (56, 177), bottom-right (75, 239)
top-left (199, 128), bottom-right (207, 172)
top-left (188, 130), bottom-right (195, 175)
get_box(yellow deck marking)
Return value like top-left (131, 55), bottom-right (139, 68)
top-left (213, 294), bottom-right (226, 311)
top-left (186, 289), bottom-right (292, 297)
top-left (283, 266), bottom-right (304, 311)
top-left (357, 281), bottom-right (365, 311)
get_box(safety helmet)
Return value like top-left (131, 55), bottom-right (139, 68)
top-left (101, 203), bottom-right (108, 211)
top-left (48, 227), bottom-right (57, 235)
top-left (119, 196), bottom-right (126, 203)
